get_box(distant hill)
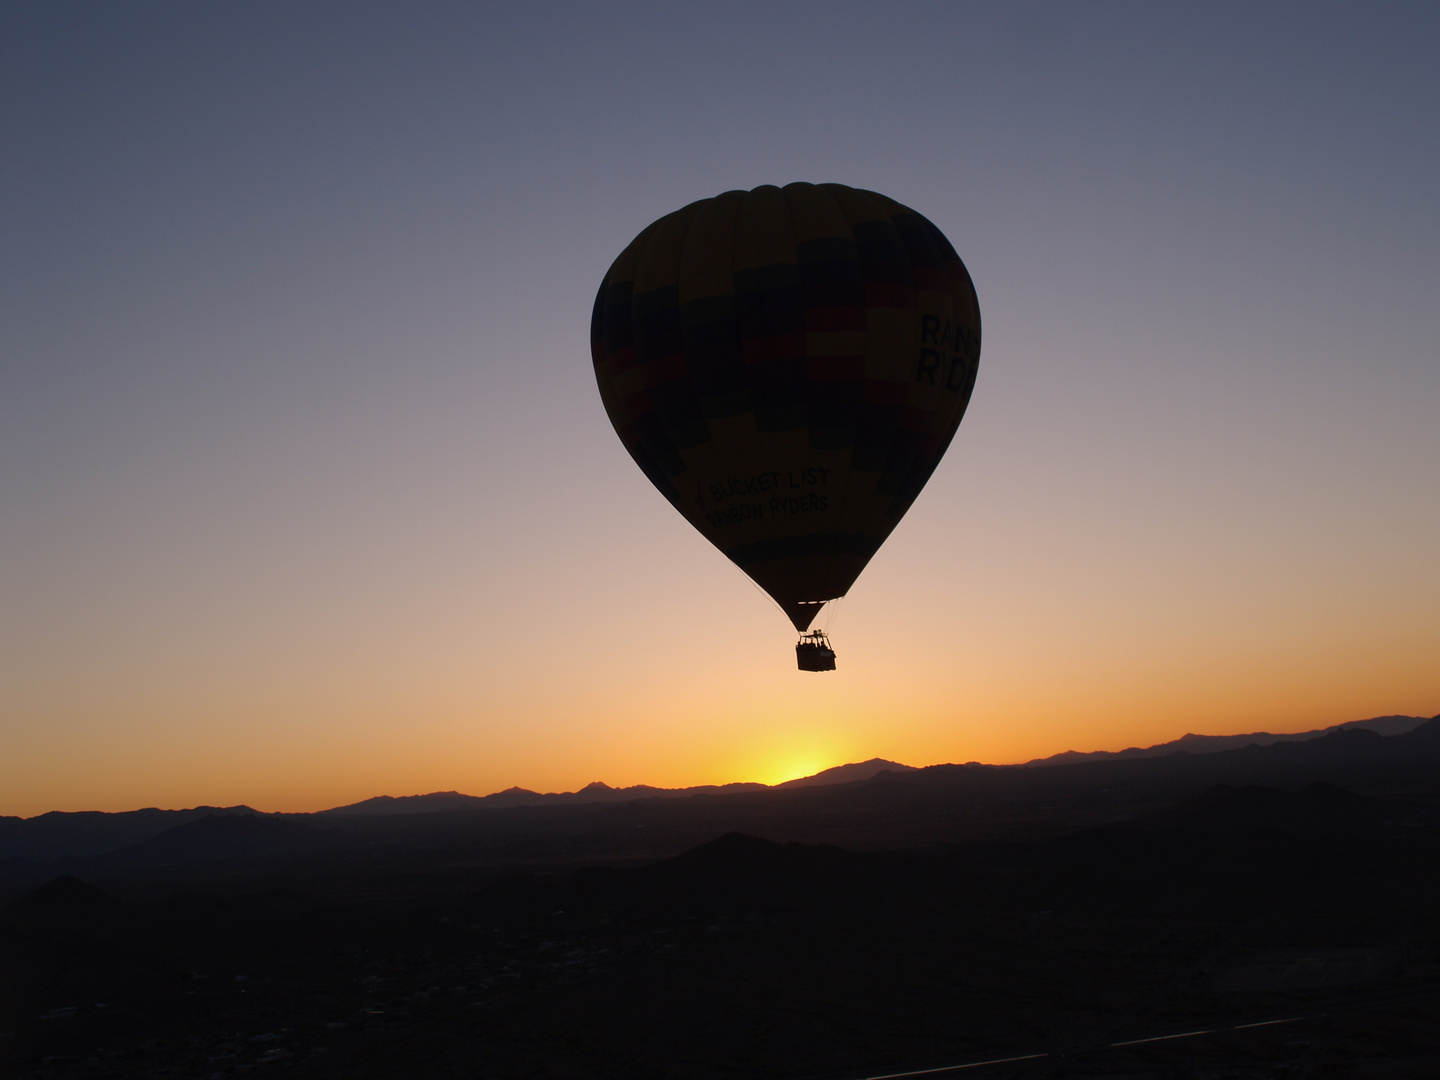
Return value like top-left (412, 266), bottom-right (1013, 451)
top-left (117, 813), bottom-right (327, 864)
top-left (322, 760), bottom-right (916, 817)
top-left (3, 874), bottom-right (126, 923)
top-left (320, 780), bottom-right (772, 816)
top-left (0, 805), bottom-right (262, 862)
top-left (1134, 782), bottom-right (1412, 834)
top-left (320, 790), bottom-right (492, 815)
top-left (774, 758), bottom-right (916, 788)
top-left (562, 832), bottom-right (864, 920)
top-left (1023, 714), bottom-right (1430, 767)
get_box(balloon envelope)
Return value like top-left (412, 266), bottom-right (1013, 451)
top-left (591, 183), bottom-right (980, 630)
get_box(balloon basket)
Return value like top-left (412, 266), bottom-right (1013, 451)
top-left (796, 630), bottom-right (837, 672)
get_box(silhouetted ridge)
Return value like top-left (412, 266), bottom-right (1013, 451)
top-left (323, 760), bottom-right (917, 819)
top-left (123, 813), bottom-right (325, 863)
top-left (662, 831), bottom-right (825, 869)
top-left (1396, 715), bottom-right (1440, 747)
top-left (321, 790), bottom-right (494, 815)
top-left (775, 758), bottom-right (916, 788)
top-left (1139, 782), bottom-right (1404, 834)
top-left (4, 874), bottom-right (125, 922)
top-left (1289, 726), bottom-right (1382, 753)
top-left (1025, 713), bottom-right (1432, 766)
top-left (0, 804), bottom-right (262, 861)
top-left (318, 780), bottom-right (773, 816)
top-left (3, 713), bottom-right (1437, 877)
top-left (562, 833), bottom-right (864, 921)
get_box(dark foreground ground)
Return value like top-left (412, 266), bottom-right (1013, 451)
top-left (4, 724), bottom-right (1440, 1079)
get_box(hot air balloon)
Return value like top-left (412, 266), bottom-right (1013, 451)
top-left (591, 183), bottom-right (980, 670)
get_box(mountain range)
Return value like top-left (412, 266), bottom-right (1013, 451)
top-left (1020, 713), bottom-right (1428, 765)
top-left (0, 715), bottom-right (1434, 872)
top-left (4, 719), bottom-right (1438, 1079)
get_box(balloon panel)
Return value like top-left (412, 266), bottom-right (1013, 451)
top-left (592, 183), bottom-right (980, 630)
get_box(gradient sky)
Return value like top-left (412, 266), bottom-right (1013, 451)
top-left (4, 1), bottom-right (1437, 817)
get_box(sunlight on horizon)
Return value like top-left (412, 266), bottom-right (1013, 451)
top-left (761, 759), bottom-right (832, 787)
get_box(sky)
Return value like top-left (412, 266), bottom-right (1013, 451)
top-left (3, 1), bottom-right (1437, 817)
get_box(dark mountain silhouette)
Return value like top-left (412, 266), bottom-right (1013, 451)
top-left (1024, 714), bottom-right (1430, 766)
top-left (1135, 781), bottom-right (1409, 834)
top-left (485, 832), bottom-right (883, 931)
top-left (321, 790), bottom-right (492, 814)
top-left (115, 813), bottom-right (327, 864)
top-left (774, 757), bottom-right (916, 787)
top-left (322, 760), bottom-right (914, 816)
top-left (623, 831), bottom-right (858, 902)
top-left (1, 730), bottom-right (1438, 1080)
top-left (0, 805), bottom-right (260, 861)
top-left (2, 715), bottom-right (1436, 875)
top-left (1397, 714), bottom-right (1440, 748)
top-left (3, 873), bottom-right (126, 924)
top-left (320, 780), bottom-right (772, 815)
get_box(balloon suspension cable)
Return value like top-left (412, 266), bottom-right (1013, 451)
top-left (746, 576), bottom-right (792, 624)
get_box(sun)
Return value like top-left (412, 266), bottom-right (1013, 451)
top-left (759, 757), bottom-right (830, 786)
